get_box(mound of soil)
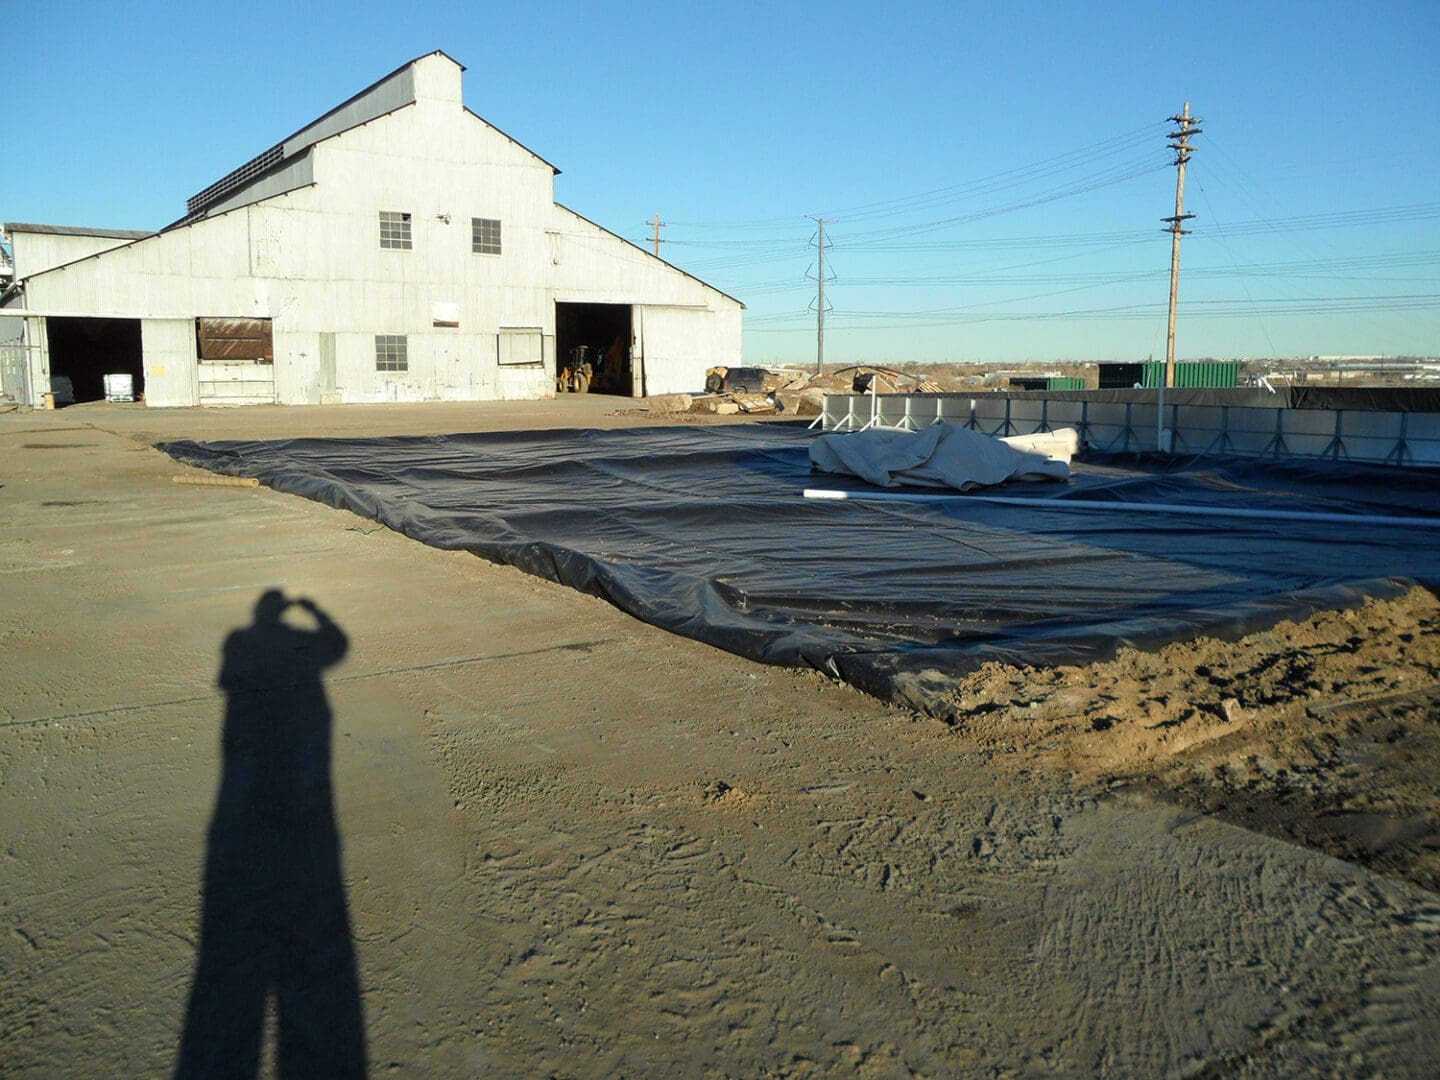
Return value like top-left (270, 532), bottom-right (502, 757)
top-left (943, 586), bottom-right (1440, 890)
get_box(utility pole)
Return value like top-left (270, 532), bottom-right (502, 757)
top-left (811, 217), bottom-right (827, 375)
top-left (650, 213), bottom-right (665, 258)
top-left (1162, 102), bottom-right (1201, 389)
top-left (816, 217), bottom-right (826, 375)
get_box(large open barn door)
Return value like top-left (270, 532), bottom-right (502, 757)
top-left (45, 317), bottom-right (143, 403)
top-left (555, 302), bottom-right (635, 396)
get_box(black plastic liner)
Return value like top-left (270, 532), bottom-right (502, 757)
top-left (162, 424), bottom-right (1440, 716)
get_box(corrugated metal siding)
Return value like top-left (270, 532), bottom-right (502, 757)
top-left (10, 230), bottom-right (144, 278)
top-left (1, 340), bottom-right (35, 402)
top-left (19, 53), bottom-right (739, 407)
top-left (199, 361), bottom-right (276, 405)
top-left (1139, 361), bottom-right (1239, 388)
top-left (636, 305), bottom-right (727, 395)
top-left (282, 68), bottom-right (416, 159)
top-left (1012, 377), bottom-right (1088, 391)
top-left (193, 153), bottom-right (316, 222)
top-left (141, 318), bottom-right (200, 407)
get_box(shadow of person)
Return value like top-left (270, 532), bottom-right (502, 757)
top-left (176, 590), bottom-right (366, 1078)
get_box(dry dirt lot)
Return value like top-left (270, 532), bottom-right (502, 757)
top-left (3, 398), bottom-right (1438, 1077)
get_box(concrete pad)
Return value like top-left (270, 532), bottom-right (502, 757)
top-left (2, 400), bottom-right (1437, 1076)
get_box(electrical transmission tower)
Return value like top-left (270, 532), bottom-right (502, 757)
top-left (806, 217), bottom-right (832, 375)
top-left (1163, 103), bottom-right (1202, 389)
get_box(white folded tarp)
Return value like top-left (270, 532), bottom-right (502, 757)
top-left (809, 423), bottom-right (1077, 490)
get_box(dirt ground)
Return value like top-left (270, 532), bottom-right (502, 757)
top-left (3, 398), bottom-right (1438, 1077)
top-left (946, 588), bottom-right (1440, 893)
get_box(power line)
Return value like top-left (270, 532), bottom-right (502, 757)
top-left (651, 110), bottom-right (1438, 357)
top-left (743, 293), bottom-right (1440, 330)
top-left (1193, 169), bottom-right (1281, 361)
top-left (668, 203), bottom-right (1440, 259)
top-left (665, 121), bottom-right (1168, 230)
top-left (1194, 137), bottom-right (1440, 345)
top-left (835, 159), bottom-right (1166, 243)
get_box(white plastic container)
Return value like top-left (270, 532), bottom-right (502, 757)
top-left (103, 373), bottom-right (135, 402)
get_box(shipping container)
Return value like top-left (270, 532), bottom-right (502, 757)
top-left (1099, 361), bottom-right (1239, 389)
top-left (1142, 361), bottom-right (1239, 388)
top-left (1098, 362), bottom-right (1146, 389)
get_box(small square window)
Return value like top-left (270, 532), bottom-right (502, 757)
top-left (472, 217), bottom-right (501, 255)
top-left (375, 334), bottom-right (408, 372)
top-left (379, 211), bottom-right (412, 250)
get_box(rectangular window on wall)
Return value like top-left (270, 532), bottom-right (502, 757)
top-left (471, 217), bottom-right (501, 255)
top-left (379, 211), bottom-right (412, 249)
top-left (196, 318), bottom-right (274, 363)
top-left (375, 334), bottom-right (408, 372)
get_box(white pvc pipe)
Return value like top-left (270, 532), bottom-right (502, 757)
top-left (1157, 378), bottom-right (1166, 452)
top-left (803, 487), bottom-right (1440, 529)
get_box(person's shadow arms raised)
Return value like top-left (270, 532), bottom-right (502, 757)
top-left (176, 590), bottom-right (366, 1079)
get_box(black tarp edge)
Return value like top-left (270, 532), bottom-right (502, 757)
top-left (160, 430), bottom-right (1439, 720)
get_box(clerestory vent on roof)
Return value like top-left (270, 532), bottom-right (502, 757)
top-left (187, 145), bottom-right (287, 216)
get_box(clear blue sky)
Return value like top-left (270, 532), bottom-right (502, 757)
top-left (5, 0), bottom-right (1438, 363)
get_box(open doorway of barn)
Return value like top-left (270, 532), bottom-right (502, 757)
top-left (46, 317), bottom-right (143, 403)
top-left (555, 302), bottom-right (637, 396)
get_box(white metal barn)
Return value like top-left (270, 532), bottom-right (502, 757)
top-left (0, 51), bottom-right (742, 407)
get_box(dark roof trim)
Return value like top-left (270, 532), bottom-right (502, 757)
top-left (4, 222), bottom-right (155, 240)
top-left (553, 204), bottom-right (745, 309)
top-left (261, 50), bottom-right (465, 164)
top-left (462, 107), bottom-right (560, 175)
top-left (284, 49), bottom-right (463, 151)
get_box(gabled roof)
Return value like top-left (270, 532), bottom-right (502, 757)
top-left (10, 54), bottom-right (740, 310)
top-left (462, 107), bottom-right (560, 176)
top-left (180, 51), bottom-right (558, 226)
top-left (553, 204), bottom-right (745, 309)
top-left (4, 222), bottom-right (155, 240)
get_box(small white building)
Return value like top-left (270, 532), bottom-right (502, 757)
top-left (0, 51), bottom-right (742, 407)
